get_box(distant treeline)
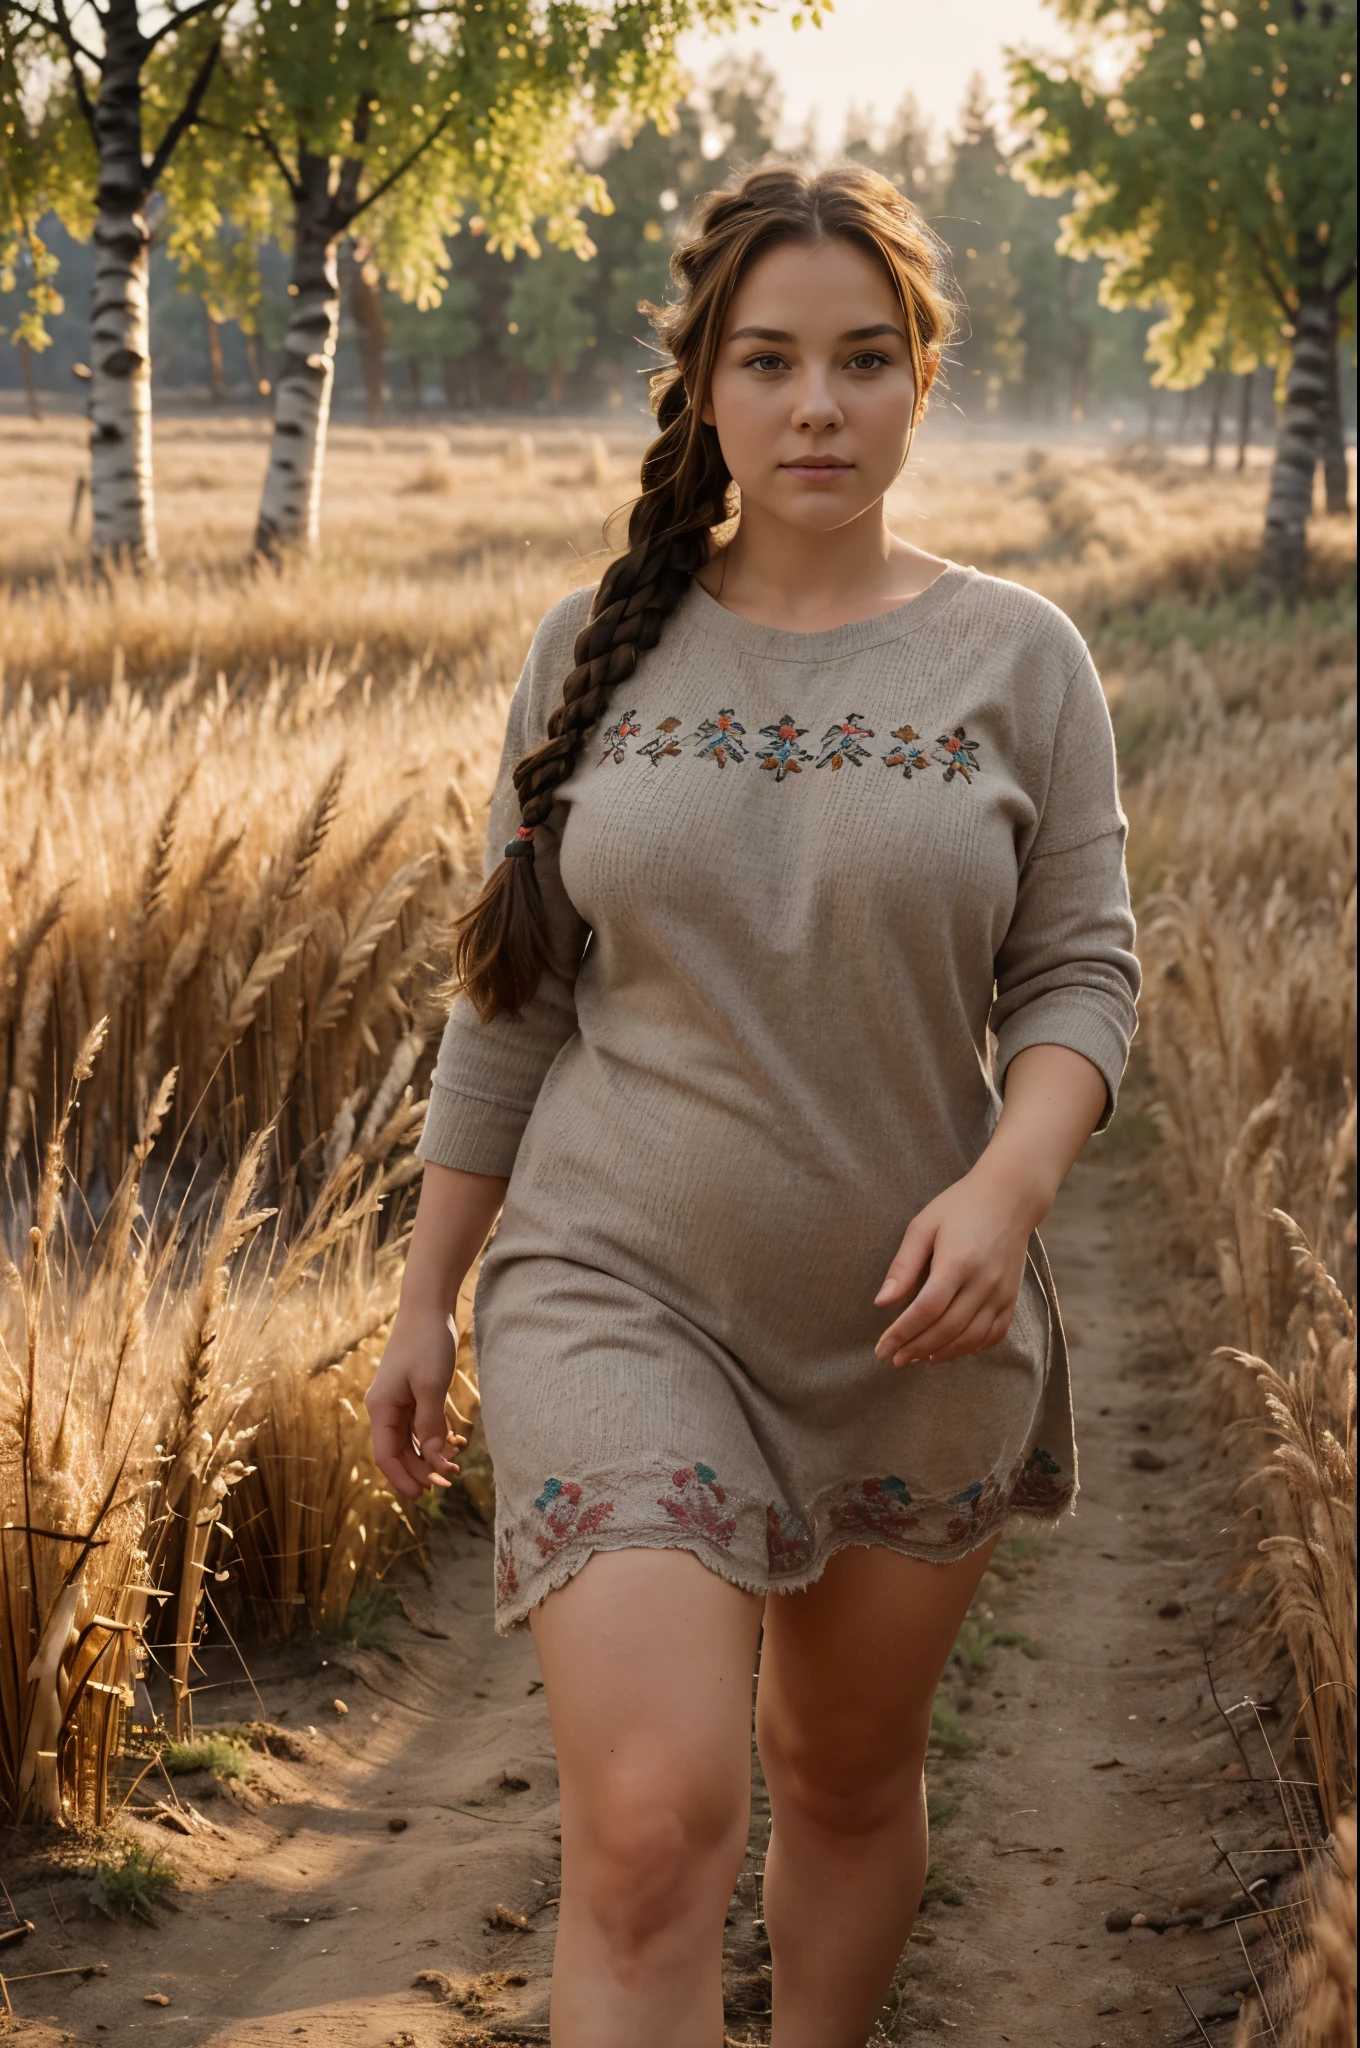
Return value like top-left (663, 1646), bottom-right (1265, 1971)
top-left (5, 61), bottom-right (1185, 425)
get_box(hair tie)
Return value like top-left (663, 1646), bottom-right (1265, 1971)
top-left (503, 825), bottom-right (536, 860)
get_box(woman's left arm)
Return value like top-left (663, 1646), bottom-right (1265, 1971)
top-left (875, 644), bottom-right (1141, 1368)
top-left (873, 1043), bottom-right (1106, 1365)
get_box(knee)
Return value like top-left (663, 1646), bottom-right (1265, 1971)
top-left (574, 1771), bottom-right (743, 1957)
top-left (759, 1717), bottom-right (924, 1839)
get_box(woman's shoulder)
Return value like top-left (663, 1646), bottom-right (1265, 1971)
top-left (529, 582), bottom-right (597, 666)
top-left (952, 564), bottom-right (1091, 683)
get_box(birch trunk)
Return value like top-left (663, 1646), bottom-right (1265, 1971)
top-left (1321, 339), bottom-right (1351, 515)
top-left (89, 0), bottom-right (157, 568)
top-left (1259, 286), bottom-right (1336, 606)
top-left (254, 155), bottom-right (342, 559)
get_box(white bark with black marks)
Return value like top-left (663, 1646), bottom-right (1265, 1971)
top-left (1321, 341), bottom-right (1350, 516)
top-left (1260, 286), bottom-right (1337, 607)
top-left (89, 0), bottom-right (158, 567)
top-left (254, 155), bottom-right (346, 558)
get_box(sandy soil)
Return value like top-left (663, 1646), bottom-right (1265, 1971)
top-left (2, 1158), bottom-right (1297, 2047)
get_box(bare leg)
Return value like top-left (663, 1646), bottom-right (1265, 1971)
top-left (530, 1548), bottom-right (764, 2048)
top-left (756, 1537), bottom-right (1000, 2048)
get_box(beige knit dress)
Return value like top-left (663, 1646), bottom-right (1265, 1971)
top-left (417, 563), bottom-right (1141, 1632)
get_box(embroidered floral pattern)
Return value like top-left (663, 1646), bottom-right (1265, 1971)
top-left (495, 1531), bottom-right (520, 1605)
top-left (934, 726), bottom-right (982, 783)
top-left (816, 714), bottom-right (876, 771)
top-left (756, 715), bottom-right (813, 780)
top-left (941, 1473), bottom-right (996, 1546)
top-left (827, 1473), bottom-right (921, 1538)
top-left (599, 710), bottom-right (642, 765)
top-left (532, 1476), bottom-right (616, 1559)
top-left (639, 716), bottom-right (683, 764)
top-left (659, 1462), bottom-right (737, 1547)
top-left (688, 710), bottom-right (748, 767)
top-left (881, 724), bottom-right (932, 779)
top-left (766, 1502), bottom-right (816, 1575)
top-left (594, 709), bottom-right (982, 785)
top-left (1008, 1446), bottom-right (1067, 1513)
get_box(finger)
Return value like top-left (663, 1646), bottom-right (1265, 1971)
top-left (892, 1282), bottom-right (991, 1365)
top-left (413, 1377), bottom-right (458, 1466)
top-left (927, 1304), bottom-right (1006, 1364)
top-left (874, 1219), bottom-right (935, 1307)
top-left (874, 1267), bottom-right (962, 1358)
top-left (369, 1412), bottom-right (427, 1501)
top-left (370, 1399), bottom-right (451, 1498)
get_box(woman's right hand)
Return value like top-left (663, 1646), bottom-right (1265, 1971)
top-left (365, 1304), bottom-right (465, 1501)
top-left (365, 1159), bottom-right (508, 1500)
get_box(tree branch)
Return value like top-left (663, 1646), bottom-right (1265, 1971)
top-left (145, 34), bottom-right (221, 188)
top-left (243, 117), bottom-right (303, 202)
top-left (1242, 226), bottom-right (1295, 321)
top-left (344, 111), bottom-right (454, 226)
top-left (146, 0), bottom-right (229, 53)
top-left (49, 0), bottom-right (99, 129)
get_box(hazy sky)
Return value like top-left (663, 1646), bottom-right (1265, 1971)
top-left (679, 0), bottom-right (1064, 154)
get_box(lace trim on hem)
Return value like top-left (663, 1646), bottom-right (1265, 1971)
top-left (491, 1458), bottom-right (1077, 1635)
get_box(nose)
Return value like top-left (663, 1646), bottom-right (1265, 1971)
top-left (792, 365), bottom-right (843, 435)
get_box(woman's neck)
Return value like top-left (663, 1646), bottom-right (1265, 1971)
top-left (696, 501), bottom-right (950, 632)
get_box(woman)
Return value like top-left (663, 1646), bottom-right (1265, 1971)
top-left (367, 162), bottom-right (1140, 2048)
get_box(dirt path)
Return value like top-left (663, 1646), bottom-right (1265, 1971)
top-left (3, 1158), bottom-right (1284, 2047)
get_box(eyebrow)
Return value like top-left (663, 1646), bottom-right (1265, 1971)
top-left (727, 322), bottom-right (907, 344)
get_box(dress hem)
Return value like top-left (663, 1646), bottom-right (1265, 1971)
top-left (492, 1475), bottom-right (1078, 1636)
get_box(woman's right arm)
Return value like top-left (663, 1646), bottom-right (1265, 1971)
top-left (365, 1162), bottom-right (507, 1500)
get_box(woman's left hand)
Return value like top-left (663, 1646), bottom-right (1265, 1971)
top-left (872, 1043), bottom-right (1110, 1368)
top-left (872, 1160), bottom-right (1038, 1366)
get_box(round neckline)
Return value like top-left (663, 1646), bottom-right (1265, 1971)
top-left (683, 559), bottom-right (974, 661)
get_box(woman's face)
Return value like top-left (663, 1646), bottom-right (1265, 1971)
top-left (701, 236), bottom-right (931, 536)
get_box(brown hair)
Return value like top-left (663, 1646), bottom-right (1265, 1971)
top-left (453, 159), bottom-right (957, 1021)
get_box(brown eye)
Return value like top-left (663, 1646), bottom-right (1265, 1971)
top-left (847, 351), bottom-right (889, 371)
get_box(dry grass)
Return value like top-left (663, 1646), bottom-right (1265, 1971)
top-left (0, 409), bottom-right (1354, 2024)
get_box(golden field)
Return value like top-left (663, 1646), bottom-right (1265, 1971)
top-left (1, 410), bottom-right (1354, 2037)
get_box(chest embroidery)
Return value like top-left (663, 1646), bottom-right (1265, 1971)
top-left (601, 709), bottom-right (982, 785)
top-left (816, 714), bottom-right (876, 770)
top-left (935, 727), bottom-right (982, 783)
top-left (639, 716), bottom-right (683, 764)
top-left (599, 709), bottom-right (642, 764)
top-left (689, 709), bottom-right (748, 767)
top-left (882, 724), bottom-right (931, 778)
top-left (756, 714), bottom-right (813, 780)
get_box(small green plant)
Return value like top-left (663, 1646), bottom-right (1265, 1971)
top-left (161, 1734), bottom-right (252, 1780)
top-left (952, 1618), bottom-right (1038, 1678)
top-left (929, 1696), bottom-right (973, 1755)
top-left (926, 1787), bottom-right (960, 1831)
top-left (89, 1840), bottom-right (178, 1924)
top-left (920, 1859), bottom-right (963, 1907)
top-left (332, 1581), bottom-right (399, 1649)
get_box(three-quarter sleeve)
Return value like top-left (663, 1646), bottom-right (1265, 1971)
top-left (417, 590), bottom-right (593, 1178)
top-left (990, 649), bottom-right (1141, 1130)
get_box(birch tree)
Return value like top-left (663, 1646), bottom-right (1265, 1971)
top-left (183, 0), bottom-right (818, 559)
top-left (1011, 0), bottom-right (1357, 605)
top-left (3, 0), bottom-right (233, 565)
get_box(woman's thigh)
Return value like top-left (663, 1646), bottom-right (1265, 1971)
top-left (756, 1537), bottom-right (1000, 1804)
top-left (531, 1547), bottom-right (765, 1868)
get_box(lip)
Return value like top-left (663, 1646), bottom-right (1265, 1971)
top-left (781, 459), bottom-right (853, 477)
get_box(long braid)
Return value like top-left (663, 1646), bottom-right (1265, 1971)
top-left (452, 158), bottom-right (954, 1023)
top-left (453, 379), bottom-right (730, 1019)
